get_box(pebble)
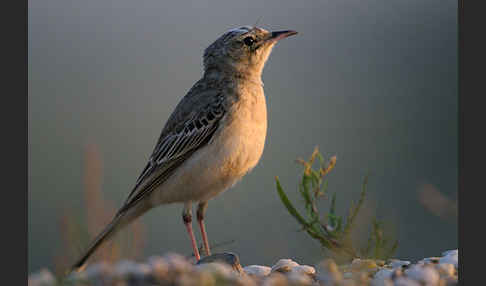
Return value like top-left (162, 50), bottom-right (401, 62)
top-left (28, 249), bottom-right (459, 286)
top-left (419, 257), bottom-right (441, 265)
top-left (405, 265), bottom-right (440, 286)
top-left (316, 259), bottom-right (343, 285)
top-left (442, 249), bottom-right (458, 257)
top-left (28, 269), bottom-right (55, 286)
top-left (196, 261), bottom-right (236, 280)
top-left (350, 258), bottom-right (379, 272)
top-left (197, 252), bottom-right (244, 273)
top-left (394, 276), bottom-right (421, 286)
top-left (388, 259), bottom-right (411, 269)
top-left (163, 252), bottom-right (193, 274)
top-left (287, 271), bottom-right (313, 285)
top-left (436, 263), bottom-right (455, 277)
top-left (147, 255), bottom-right (169, 281)
top-left (439, 250), bottom-right (458, 268)
top-left (64, 262), bottom-right (112, 286)
top-left (114, 260), bottom-right (151, 278)
top-left (262, 272), bottom-right (288, 286)
top-left (370, 268), bottom-right (393, 286)
top-left (271, 258), bottom-right (300, 273)
top-left (244, 265), bottom-right (272, 277)
top-left (289, 265), bottom-right (316, 276)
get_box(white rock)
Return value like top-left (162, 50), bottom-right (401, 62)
top-left (341, 278), bottom-right (359, 286)
top-left (271, 258), bottom-right (300, 272)
top-left (394, 277), bottom-right (421, 286)
top-left (262, 272), bottom-right (288, 286)
top-left (235, 274), bottom-right (258, 286)
top-left (389, 259), bottom-right (411, 269)
top-left (86, 262), bottom-right (116, 282)
top-left (163, 253), bottom-right (193, 273)
top-left (75, 262), bottom-right (115, 286)
top-left (343, 272), bottom-right (353, 279)
top-left (405, 265), bottom-right (440, 285)
top-left (288, 271), bottom-right (313, 285)
top-left (439, 250), bottom-right (458, 268)
top-left (371, 269), bottom-right (393, 286)
top-left (243, 265), bottom-right (272, 277)
top-left (441, 249), bottom-right (458, 257)
top-left (147, 255), bottom-right (166, 266)
top-left (316, 259), bottom-right (343, 284)
top-left (114, 260), bottom-right (151, 278)
top-left (148, 256), bottom-right (170, 279)
top-left (28, 269), bottom-right (55, 286)
top-left (419, 257), bottom-right (441, 265)
top-left (290, 265), bottom-right (316, 275)
top-left (436, 263), bottom-right (455, 277)
top-left (196, 262), bottom-right (236, 280)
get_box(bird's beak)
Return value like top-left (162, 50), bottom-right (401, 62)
top-left (267, 30), bottom-right (298, 43)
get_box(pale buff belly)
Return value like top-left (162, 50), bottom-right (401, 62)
top-left (148, 94), bottom-right (267, 206)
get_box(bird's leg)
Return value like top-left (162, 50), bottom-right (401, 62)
top-left (182, 202), bottom-right (201, 261)
top-left (197, 201), bottom-right (211, 256)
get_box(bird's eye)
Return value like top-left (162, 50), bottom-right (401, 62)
top-left (243, 37), bottom-right (255, 46)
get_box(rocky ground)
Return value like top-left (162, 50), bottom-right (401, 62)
top-left (28, 249), bottom-right (458, 286)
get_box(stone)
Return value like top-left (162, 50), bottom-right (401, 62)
top-left (112, 260), bottom-right (151, 285)
top-left (316, 259), bottom-right (343, 285)
top-left (262, 272), bottom-right (289, 286)
top-left (375, 260), bottom-right (386, 267)
top-left (436, 263), bottom-right (455, 277)
top-left (371, 269), bottom-right (393, 286)
top-left (439, 250), bottom-right (458, 268)
top-left (287, 271), bottom-right (313, 285)
top-left (147, 256), bottom-right (170, 282)
top-left (83, 262), bottom-right (115, 286)
top-left (163, 253), bottom-right (193, 274)
top-left (441, 249), bottom-right (458, 257)
top-left (350, 259), bottom-right (379, 272)
top-left (394, 277), bottom-right (421, 286)
top-left (28, 269), bottom-right (56, 286)
top-left (235, 274), bottom-right (259, 286)
top-left (343, 272), bottom-right (353, 279)
top-left (420, 257), bottom-right (441, 264)
top-left (388, 259), bottom-right (411, 269)
top-left (405, 265), bottom-right (440, 286)
top-left (196, 261), bottom-right (236, 280)
top-left (271, 258), bottom-right (300, 273)
top-left (244, 265), bottom-right (272, 277)
top-left (290, 265), bottom-right (316, 276)
top-left (197, 252), bottom-right (244, 273)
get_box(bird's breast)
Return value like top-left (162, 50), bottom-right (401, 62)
top-left (216, 87), bottom-right (268, 181)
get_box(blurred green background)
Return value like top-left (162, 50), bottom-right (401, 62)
top-left (28, 0), bottom-right (457, 273)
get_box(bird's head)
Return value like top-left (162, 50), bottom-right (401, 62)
top-left (203, 26), bottom-right (297, 78)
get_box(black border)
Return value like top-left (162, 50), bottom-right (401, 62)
top-left (459, 0), bottom-right (486, 284)
top-left (5, 0), bottom-right (28, 283)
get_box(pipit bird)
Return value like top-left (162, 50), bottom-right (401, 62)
top-left (71, 26), bottom-right (297, 272)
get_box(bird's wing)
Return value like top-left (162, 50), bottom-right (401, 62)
top-left (117, 88), bottom-right (225, 214)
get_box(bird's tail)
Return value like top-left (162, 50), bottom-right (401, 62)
top-left (70, 214), bottom-right (124, 273)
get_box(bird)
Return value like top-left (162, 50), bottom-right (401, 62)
top-left (71, 25), bottom-right (297, 272)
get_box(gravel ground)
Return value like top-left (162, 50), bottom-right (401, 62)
top-left (28, 249), bottom-right (458, 286)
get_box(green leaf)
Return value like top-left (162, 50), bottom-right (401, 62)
top-left (275, 177), bottom-right (309, 227)
top-left (329, 192), bottom-right (337, 224)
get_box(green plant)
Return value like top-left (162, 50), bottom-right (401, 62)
top-left (275, 147), bottom-right (398, 263)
